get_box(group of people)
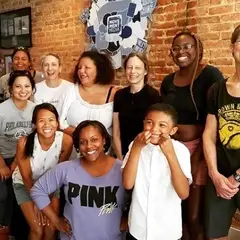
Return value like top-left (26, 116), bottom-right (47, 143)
top-left (0, 25), bottom-right (239, 240)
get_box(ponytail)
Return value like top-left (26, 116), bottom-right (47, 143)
top-left (24, 130), bottom-right (37, 157)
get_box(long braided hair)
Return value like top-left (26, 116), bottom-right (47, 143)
top-left (171, 31), bottom-right (203, 120)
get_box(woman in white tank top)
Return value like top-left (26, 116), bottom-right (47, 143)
top-left (12, 103), bottom-right (73, 240)
top-left (59, 50), bottom-right (118, 137)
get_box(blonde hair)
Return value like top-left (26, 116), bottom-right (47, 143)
top-left (41, 53), bottom-right (61, 66)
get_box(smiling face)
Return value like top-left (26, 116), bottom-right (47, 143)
top-left (77, 57), bottom-right (97, 86)
top-left (35, 109), bottom-right (59, 139)
top-left (12, 51), bottom-right (31, 71)
top-left (171, 34), bottom-right (197, 68)
top-left (125, 56), bottom-right (147, 85)
top-left (144, 110), bottom-right (178, 145)
top-left (10, 76), bottom-right (33, 101)
top-left (79, 125), bottom-right (105, 162)
top-left (42, 55), bottom-right (61, 81)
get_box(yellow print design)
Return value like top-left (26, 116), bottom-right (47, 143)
top-left (218, 104), bottom-right (240, 149)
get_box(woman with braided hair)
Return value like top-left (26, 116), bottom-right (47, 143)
top-left (160, 31), bottom-right (224, 239)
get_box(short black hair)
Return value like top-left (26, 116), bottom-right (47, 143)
top-left (8, 70), bottom-right (36, 94)
top-left (145, 103), bottom-right (178, 126)
top-left (72, 120), bottom-right (111, 153)
top-left (73, 50), bottom-right (115, 84)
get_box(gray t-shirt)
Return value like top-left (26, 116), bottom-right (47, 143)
top-left (0, 71), bottom-right (43, 102)
top-left (0, 98), bottom-right (35, 159)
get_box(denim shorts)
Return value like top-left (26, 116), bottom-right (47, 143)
top-left (13, 183), bottom-right (32, 205)
top-left (13, 183), bottom-right (60, 205)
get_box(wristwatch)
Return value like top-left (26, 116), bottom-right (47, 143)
top-left (233, 171), bottom-right (240, 182)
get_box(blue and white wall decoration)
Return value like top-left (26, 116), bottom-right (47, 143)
top-left (81, 0), bottom-right (156, 69)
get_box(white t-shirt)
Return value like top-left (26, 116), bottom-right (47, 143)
top-left (34, 79), bottom-right (73, 115)
top-left (122, 140), bottom-right (192, 240)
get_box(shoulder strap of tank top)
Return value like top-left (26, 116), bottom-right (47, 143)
top-left (105, 86), bottom-right (113, 103)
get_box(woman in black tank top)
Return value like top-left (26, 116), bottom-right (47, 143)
top-left (161, 31), bottom-right (224, 240)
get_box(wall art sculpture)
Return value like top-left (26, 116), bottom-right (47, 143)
top-left (81, 0), bottom-right (156, 68)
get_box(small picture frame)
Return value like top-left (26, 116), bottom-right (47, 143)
top-left (4, 55), bottom-right (12, 74)
top-left (0, 7), bottom-right (32, 49)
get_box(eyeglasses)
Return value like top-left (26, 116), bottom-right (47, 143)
top-left (171, 44), bottom-right (195, 54)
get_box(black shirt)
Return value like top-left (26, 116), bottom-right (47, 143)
top-left (160, 65), bottom-right (224, 125)
top-left (208, 80), bottom-right (240, 177)
top-left (113, 84), bottom-right (160, 156)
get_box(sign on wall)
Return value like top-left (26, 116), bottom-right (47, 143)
top-left (81, 0), bottom-right (156, 69)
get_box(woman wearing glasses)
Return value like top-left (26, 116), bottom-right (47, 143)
top-left (0, 47), bottom-right (43, 102)
top-left (160, 31), bottom-right (224, 240)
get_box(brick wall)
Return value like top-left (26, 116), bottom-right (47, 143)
top-left (0, 0), bottom-right (86, 80)
top-left (196, 0), bottom-right (238, 77)
top-left (0, 0), bottom-right (237, 86)
top-left (148, 0), bottom-right (198, 88)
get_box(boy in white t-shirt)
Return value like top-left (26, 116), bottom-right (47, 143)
top-left (122, 103), bottom-right (192, 240)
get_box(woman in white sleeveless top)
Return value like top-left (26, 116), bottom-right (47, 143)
top-left (59, 50), bottom-right (118, 137)
top-left (12, 103), bottom-right (73, 240)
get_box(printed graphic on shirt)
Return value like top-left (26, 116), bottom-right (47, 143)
top-left (67, 182), bottom-right (119, 215)
top-left (218, 103), bottom-right (240, 149)
top-left (4, 121), bottom-right (32, 139)
top-left (39, 99), bottom-right (58, 105)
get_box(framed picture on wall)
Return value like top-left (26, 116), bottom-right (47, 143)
top-left (0, 7), bottom-right (32, 49)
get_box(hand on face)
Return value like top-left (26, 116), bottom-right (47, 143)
top-left (158, 133), bottom-right (175, 157)
top-left (133, 130), bottom-right (152, 148)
